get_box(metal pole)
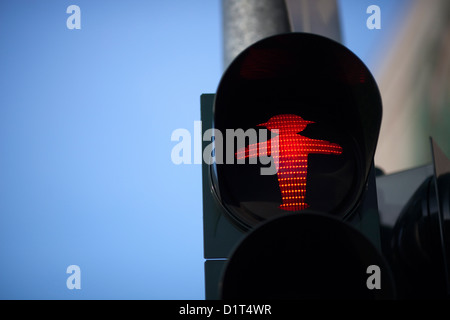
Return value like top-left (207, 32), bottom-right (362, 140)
top-left (284, 0), bottom-right (342, 43)
top-left (222, 0), bottom-right (291, 69)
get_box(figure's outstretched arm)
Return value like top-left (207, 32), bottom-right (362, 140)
top-left (306, 139), bottom-right (343, 155)
top-left (235, 140), bottom-right (271, 160)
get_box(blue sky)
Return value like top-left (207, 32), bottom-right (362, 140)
top-left (0, 0), bottom-right (408, 299)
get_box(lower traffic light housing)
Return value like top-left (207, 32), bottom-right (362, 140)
top-left (221, 212), bottom-right (395, 299)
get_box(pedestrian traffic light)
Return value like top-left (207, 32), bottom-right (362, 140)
top-left (202, 32), bottom-right (395, 299)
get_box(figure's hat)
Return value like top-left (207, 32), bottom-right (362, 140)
top-left (257, 114), bottom-right (314, 133)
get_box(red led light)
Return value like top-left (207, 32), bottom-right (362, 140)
top-left (236, 114), bottom-right (343, 211)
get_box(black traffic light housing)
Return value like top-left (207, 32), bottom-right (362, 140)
top-left (202, 32), bottom-right (392, 299)
top-left (377, 139), bottom-right (450, 299)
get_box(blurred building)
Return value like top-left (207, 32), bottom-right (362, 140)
top-left (374, 0), bottom-right (450, 173)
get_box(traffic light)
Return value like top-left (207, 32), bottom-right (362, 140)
top-left (202, 32), bottom-right (395, 299)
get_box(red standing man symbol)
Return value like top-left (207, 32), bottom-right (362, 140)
top-left (236, 114), bottom-right (343, 211)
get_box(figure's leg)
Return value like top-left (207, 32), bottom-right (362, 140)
top-left (277, 157), bottom-right (309, 211)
